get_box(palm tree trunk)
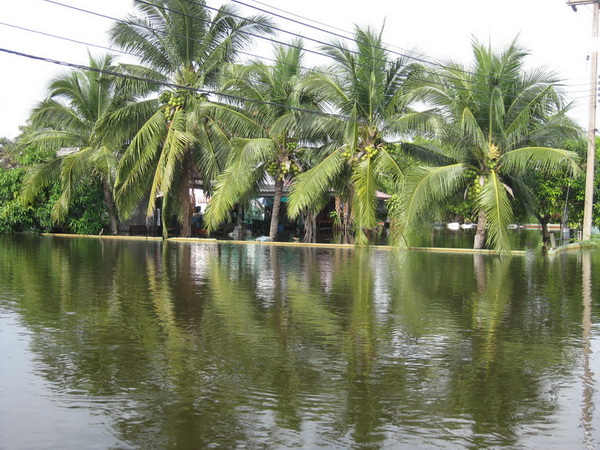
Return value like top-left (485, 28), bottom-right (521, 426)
top-left (535, 214), bottom-right (551, 246)
top-left (181, 197), bottom-right (193, 237)
top-left (334, 195), bottom-right (342, 232)
top-left (342, 200), bottom-right (351, 244)
top-left (303, 211), bottom-right (317, 243)
top-left (232, 203), bottom-right (244, 240)
top-left (269, 179), bottom-right (284, 241)
top-left (180, 151), bottom-right (194, 238)
top-left (474, 209), bottom-right (487, 249)
top-left (102, 180), bottom-right (119, 235)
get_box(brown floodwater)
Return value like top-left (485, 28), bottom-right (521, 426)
top-left (0, 234), bottom-right (598, 448)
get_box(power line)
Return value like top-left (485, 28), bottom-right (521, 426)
top-left (5, 15), bottom-right (591, 111)
top-left (0, 21), bottom-right (132, 58)
top-left (57, 0), bottom-right (585, 103)
top-left (42, 0), bottom-right (579, 97)
top-left (4, 1), bottom-right (592, 112)
top-left (0, 46), bottom-right (351, 121)
top-left (0, 46), bottom-right (580, 148)
top-left (224, 0), bottom-right (596, 92)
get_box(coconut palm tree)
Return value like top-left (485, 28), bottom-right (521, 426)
top-left (393, 39), bottom-right (581, 253)
top-left (21, 53), bottom-right (143, 234)
top-left (202, 40), bottom-right (316, 241)
top-left (108, 0), bottom-right (273, 238)
top-left (285, 26), bottom-right (431, 245)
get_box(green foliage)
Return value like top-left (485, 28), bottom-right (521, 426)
top-left (65, 179), bottom-right (110, 234)
top-left (517, 138), bottom-right (600, 229)
top-left (203, 40), bottom-right (313, 240)
top-left (393, 39), bottom-right (581, 253)
top-left (0, 138), bottom-right (55, 232)
top-left (564, 138), bottom-right (600, 228)
top-left (110, 0), bottom-right (275, 238)
top-left (0, 166), bottom-right (29, 231)
top-left (1, 134), bottom-right (108, 234)
top-left (286, 26), bottom-right (430, 244)
top-left (20, 54), bottom-right (135, 235)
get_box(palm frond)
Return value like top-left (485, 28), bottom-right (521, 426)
top-left (478, 171), bottom-right (513, 254)
top-left (52, 146), bottom-right (96, 223)
top-left (391, 164), bottom-right (467, 246)
top-left (287, 151), bottom-right (345, 219)
top-left (98, 98), bottom-right (159, 150)
top-left (351, 158), bottom-right (378, 245)
top-left (114, 110), bottom-right (166, 219)
top-left (90, 145), bottom-right (119, 185)
top-left (20, 157), bottom-right (63, 205)
top-left (23, 129), bottom-right (85, 151)
top-left (204, 138), bottom-right (275, 231)
top-left (459, 107), bottom-right (486, 158)
top-left (500, 147), bottom-right (580, 176)
top-left (399, 142), bottom-right (456, 166)
top-left (150, 108), bottom-right (192, 218)
top-left (373, 146), bottom-right (406, 189)
top-left (30, 100), bottom-right (88, 137)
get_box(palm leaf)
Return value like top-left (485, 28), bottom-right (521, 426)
top-left (392, 164), bottom-right (467, 246)
top-left (90, 145), bottom-right (118, 184)
top-left (478, 171), bottom-right (513, 254)
top-left (204, 138), bottom-right (276, 231)
top-left (114, 110), bottom-right (166, 219)
top-left (351, 157), bottom-right (378, 245)
top-left (287, 151), bottom-right (345, 219)
top-left (52, 146), bottom-right (95, 223)
top-left (500, 147), bottom-right (580, 176)
top-left (20, 157), bottom-right (63, 205)
top-left (373, 146), bottom-right (406, 189)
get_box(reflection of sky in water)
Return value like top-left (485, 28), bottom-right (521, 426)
top-left (0, 311), bottom-right (131, 449)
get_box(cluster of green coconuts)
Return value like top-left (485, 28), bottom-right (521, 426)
top-left (339, 144), bottom-right (380, 162)
top-left (465, 169), bottom-right (482, 201)
top-left (265, 141), bottom-right (303, 181)
top-left (159, 91), bottom-right (185, 119)
top-left (159, 91), bottom-right (206, 119)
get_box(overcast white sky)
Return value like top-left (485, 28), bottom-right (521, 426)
top-left (0, 0), bottom-right (596, 139)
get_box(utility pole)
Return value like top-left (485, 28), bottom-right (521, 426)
top-left (568, 0), bottom-right (599, 240)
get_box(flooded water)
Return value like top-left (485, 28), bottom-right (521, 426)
top-left (0, 235), bottom-right (598, 449)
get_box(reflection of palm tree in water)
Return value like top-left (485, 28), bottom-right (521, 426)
top-left (472, 254), bottom-right (512, 370)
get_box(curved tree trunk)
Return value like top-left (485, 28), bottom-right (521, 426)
top-left (269, 179), bottom-right (284, 241)
top-left (473, 209), bottom-right (487, 249)
top-left (102, 180), bottom-right (119, 235)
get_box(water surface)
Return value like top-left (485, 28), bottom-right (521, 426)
top-left (0, 235), bottom-right (598, 448)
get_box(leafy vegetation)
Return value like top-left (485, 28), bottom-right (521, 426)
top-left (19, 54), bottom-right (140, 234)
top-left (1, 2), bottom-right (590, 252)
top-left (390, 39), bottom-right (581, 253)
top-left (108, 0), bottom-right (274, 238)
top-left (203, 40), bottom-right (315, 240)
top-left (0, 137), bottom-right (97, 233)
top-left (286, 26), bottom-right (431, 245)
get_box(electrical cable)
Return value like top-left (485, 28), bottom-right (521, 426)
top-left (0, 46), bottom-right (351, 121)
top-left (5, 17), bottom-right (591, 108)
top-left (1, 1), bottom-right (592, 120)
top-left (0, 21), bottom-right (132, 58)
top-left (233, 0), bottom-right (598, 91)
top-left (42, 0), bottom-right (587, 98)
top-left (1, 44), bottom-right (579, 147)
